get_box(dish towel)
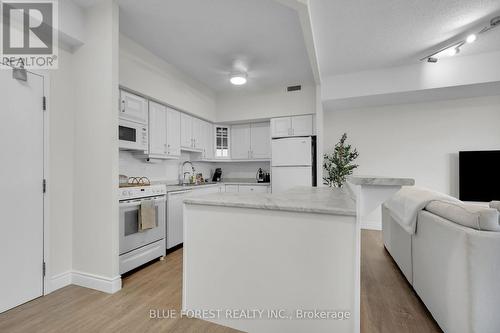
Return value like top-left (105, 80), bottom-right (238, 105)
top-left (139, 200), bottom-right (156, 231)
top-left (384, 186), bottom-right (461, 234)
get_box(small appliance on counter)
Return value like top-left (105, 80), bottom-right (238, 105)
top-left (256, 168), bottom-right (271, 183)
top-left (212, 168), bottom-right (222, 182)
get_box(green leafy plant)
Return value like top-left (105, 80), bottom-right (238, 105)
top-left (323, 133), bottom-right (359, 188)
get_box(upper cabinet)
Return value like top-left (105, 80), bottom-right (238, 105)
top-left (165, 107), bottom-right (181, 157)
top-left (270, 115), bottom-right (314, 138)
top-left (148, 101), bottom-right (168, 158)
top-left (146, 101), bottom-right (180, 159)
top-left (250, 122), bottom-right (271, 159)
top-left (180, 113), bottom-right (193, 149)
top-left (120, 91), bottom-right (148, 124)
top-left (181, 114), bottom-right (210, 153)
top-left (231, 122), bottom-right (271, 160)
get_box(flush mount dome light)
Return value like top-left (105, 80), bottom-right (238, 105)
top-left (230, 72), bottom-right (247, 85)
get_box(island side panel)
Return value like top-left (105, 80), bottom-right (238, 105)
top-left (182, 204), bottom-right (357, 333)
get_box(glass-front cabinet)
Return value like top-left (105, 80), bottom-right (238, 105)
top-left (214, 125), bottom-right (230, 159)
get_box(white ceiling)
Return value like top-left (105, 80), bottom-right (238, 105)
top-left (309, 0), bottom-right (500, 78)
top-left (118, 0), bottom-right (315, 93)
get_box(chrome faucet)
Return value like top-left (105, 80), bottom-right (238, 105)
top-left (182, 161), bottom-right (195, 184)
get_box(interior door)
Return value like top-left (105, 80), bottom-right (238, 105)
top-left (0, 65), bottom-right (44, 313)
top-left (250, 122), bottom-right (271, 159)
top-left (231, 124), bottom-right (251, 159)
top-left (148, 101), bottom-right (167, 156)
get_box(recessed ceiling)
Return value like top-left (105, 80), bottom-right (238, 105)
top-left (309, 0), bottom-right (500, 78)
top-left (118, 0), bottom-right (315, 93)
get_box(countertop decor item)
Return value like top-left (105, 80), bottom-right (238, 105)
top-left (323, 133), bottom-right (359, 188)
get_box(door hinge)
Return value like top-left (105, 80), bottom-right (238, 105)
top-left (43, 262), bottom-right (46, 277)
top-left (43, 179), bottom-right (47, 193)
top-left (42, 96), bottom-right (47, 111)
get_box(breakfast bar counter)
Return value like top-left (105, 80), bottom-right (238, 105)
top-left (182, 177), bottom-right (413, 333)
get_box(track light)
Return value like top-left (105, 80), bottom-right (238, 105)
top-left (421, 15), bottom-right (499, 63)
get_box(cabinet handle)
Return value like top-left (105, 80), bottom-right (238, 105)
top-left (121, 100), bottom-right (125, 112)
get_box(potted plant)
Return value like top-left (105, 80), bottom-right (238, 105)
top-left (323, 133), bottom-right (359, 188)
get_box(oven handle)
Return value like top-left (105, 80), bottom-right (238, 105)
top-left (119, 196), bottom-right (166, 207)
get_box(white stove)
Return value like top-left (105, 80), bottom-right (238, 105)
top-left (119, 185), bottom-right (166, 201)
top-left (118, 184), bottom-right (166, 274)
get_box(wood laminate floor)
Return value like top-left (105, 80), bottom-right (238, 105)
top-left (0, 230), bottom-right (441, 333)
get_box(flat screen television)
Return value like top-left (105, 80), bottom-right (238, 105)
top-left (459, 150), bottom-right (500, 202)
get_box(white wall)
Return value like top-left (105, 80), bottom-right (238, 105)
top-left (119, 35), bottom-right (216, 121)
top-left (324, 95), bottom-right (500, 229)
top-left (324, 95), bottom-right (500, 197)
top-left (216, 162), bottom-right (271, 180)
top-left (119, 151), bottom-right (214, 183)
top-left (216, 84), bottom-right (316, 123)
top-left (47, 47), bottom-right (75, 288)
top-left (72, 0), bottom-right (120, 288)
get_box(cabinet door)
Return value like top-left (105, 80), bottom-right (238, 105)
top-left (270, 117), bottom-right (292, 138)
top-left (166, 108), bottom-right (181, 157)
top-left (203, 122), bottom-right (214, 159)
top-left (148, 102), bottom-right (167, 156)
top-left (225, 185), bottom-right (239, 193)
top-left (180, 113), bottom-right (193, 148)
top-left (120, 91), bottom-right (148, 124)
top-left (231, 124), bottom-right (251, 159)
top-left (167, 191), bottom-right (192, 249)
top-left (250, 122), bottom-right (271, 159)
top-left (291, 115), bottom-right (313, 136)
top-left (191, 118), bottom-right (204, 150)
top-left (238, 185), bottom-right (269, 193)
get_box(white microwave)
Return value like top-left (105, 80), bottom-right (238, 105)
top-left (119, 119), bottom-right (148, 151)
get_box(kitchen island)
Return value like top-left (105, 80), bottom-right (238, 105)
top-left (182, 177), bottom-right (413, 333)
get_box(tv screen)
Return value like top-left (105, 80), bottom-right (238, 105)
top-left (459, 150), bottom-right (500, 202)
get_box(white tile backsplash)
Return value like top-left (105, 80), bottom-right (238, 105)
top-left (119, 151), bottom-right (215, 183)
top-left (119, 151), bottom-right (270, 183)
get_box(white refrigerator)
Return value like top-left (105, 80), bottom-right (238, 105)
top-left (271, 136), bottom-right (316, 193)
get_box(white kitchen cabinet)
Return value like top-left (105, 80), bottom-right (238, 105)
top-left (270, 117), bottom-right (292, 138)
top-left (148, 101), bottom-right (168, 157)
top-left (231, 122), bottom-right (270, 160)
top-left (201, 121), bottom-right (214, 160)
top-left (166, 107), bottom-right (181, 157)
top-left (167, 190), bottom-right (192, 249)
top-left (250, 122), bottom-right (271, 159)
top-left (270, 115), bottom-right (314, 138)
top-left (291, 115), bottom-right (313, 136)
top-left (180, 113), bottom-right (193, 149)
top-left (238, 185), bottom-right (269, 193)
top-left (120, 90), bottom-right (148, 124)
top-left (214, 125), bottom-right (230, 159)
top-left (192, 117), bottom-right (203, 150)
top-left (225, 185), bottom-right (239, 193)
top-left (231, 124), bottom-right (251, 159)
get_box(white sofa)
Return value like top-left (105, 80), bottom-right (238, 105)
top-left (382, 200), bottom-right (500, 333)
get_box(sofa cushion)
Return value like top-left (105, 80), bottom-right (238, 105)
top-left (425, 200), bottom-right (500, 232)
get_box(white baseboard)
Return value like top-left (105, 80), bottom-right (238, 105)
top-left (72, 271), bottom-right (122, 294)
top-left (47, 271), bottom-right (122, 294)
top-left (47, 271), bottom-right (72, 294)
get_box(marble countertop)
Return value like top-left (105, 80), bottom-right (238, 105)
top-left (151, 179), bottom-right (271, 192)
top-left (348, 176), bottom-right (415, 186)
top-left (184, 186), bottom-right (356, 216)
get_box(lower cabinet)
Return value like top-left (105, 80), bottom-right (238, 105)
top-left (225, 184), bottom-right (270, 193)
top-left (166, 186), bottom-right (221, 249)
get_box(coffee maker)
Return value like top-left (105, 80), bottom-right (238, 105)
top-left (256, 168), bottom-right (265, 183)
top-left (212, 168), bottom-right (222, 182)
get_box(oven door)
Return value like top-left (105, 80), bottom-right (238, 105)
top-left (119, 119), bottom-right (148, 151)
top-left (119, 196), bottom-right (166, 255)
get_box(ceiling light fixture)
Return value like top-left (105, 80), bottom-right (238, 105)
top-left (230, 72), bottom-right (247, 85)
top-left (421, 15), bottom-right (500, 63)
